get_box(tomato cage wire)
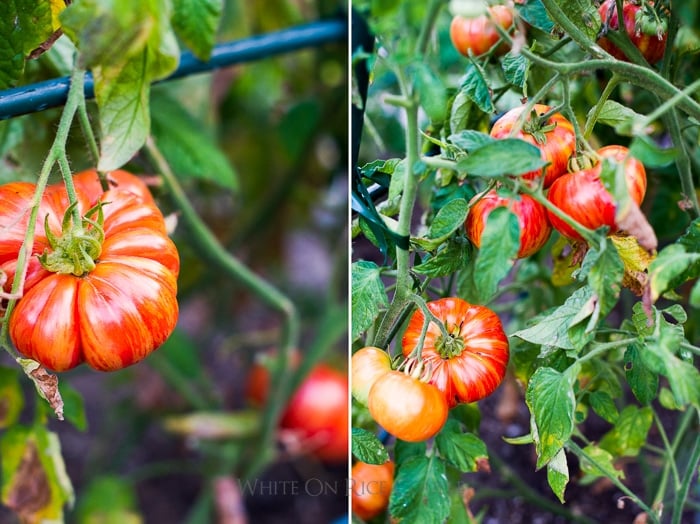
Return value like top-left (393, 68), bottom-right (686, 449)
top-left (0, 17), bottom-right (348, 120)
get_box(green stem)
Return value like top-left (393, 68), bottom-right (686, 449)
top-left (576, 337), bottom-right (638, 365)
top-left (0, 66), bottom-right (86, 361)
top-left (568, 441), bottom-right (660, 524)
top-left (671, 413), bottom-right (700, 524)
top-left (635, 78), bottom-right (700, 134)
top-left (663, 108), bottom-right (700, 217)
top-left (583, 74), bottom-right (620, 140)
top-left (143, 137), bottom-right (300, 481)
top-left (651, 409), bottom-right (680, 503)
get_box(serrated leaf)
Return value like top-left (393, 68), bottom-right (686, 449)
top-left (648, 244), bottom-right (700, 302)
top-left (513, 286), bottom-right (594, 350)
top-left (448, 130), bottom-right (494, 152)
top-left (516, 0), bottom-right (555, 32)
top-left (598, 405), bottom-right (652, 457)
top-left (624, 343), bottom-right (659, 405)
top-left (389, 455), bottom-right (450, 524)
top-left (555, 0), bottom-right (601, 41)
top-left (579, 445), bottom-right (624, 480)
top-left (427, 198), bottom-right (468, 241)
top-left (351, 261), bottom-right (388, 341)
top-left (435, 420), bottom-right (488, 473)
top-left (1, 425), bottom-right (73, 522)
top-left (413, 238), bottom-right (469, 278)
top-left (474, 206), bottom-right (519, 302)
top-left (591, 100), bottom-right (645, 137)
top-left (588, 390), bottom-right (619, 424)
top-left (414, 61), bottom-right (447, 122)
top-left (172, 0), bottom-right (222, 60)
top-left (546, 448), bottom-right (568, 503)
top-left (151, 92), bottom-right (238, 189)
top-left (580, 239), bottom-right (624, 328)
top-left (502, 52), bottom-right (529, 89)
top-left (525, 367), bottom-right (576, 469)
top-left (460, 62), bottom-right (493, 113)
top-left (351, 428), bottom-right (390, 465)
top-left (457, 138), bottom-right (547, 178)
top-left (0, 0), bottom-right (54, 88)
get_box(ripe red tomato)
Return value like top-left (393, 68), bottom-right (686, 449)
top-left (490, 104), bottom-right (577, 188)
top-left (351, 460), bottom-right (394, 521)
top-left (465, 190), bottom-right (552, 258)
top-left (69, 168), bottom-right (156, 204)
top-left (3, 175), bottom-right (179, 372)
top-left (402, 298), bottom-right (509, 407)
top-left (546, 145), bottom-right (647, 242)
top-left (597, 0), bottom-right (668, 64)
top-left (351, 346), bottom-right (392, 406)
top-left (368, 370), bottom-right (448, 442)
top-left (450, 5), bottom-right (514, 58)
top-left (244, 349), bottom-right (302, 407)
top-left (280, 364), bottom-right (348, 464)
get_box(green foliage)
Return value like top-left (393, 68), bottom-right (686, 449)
top-left (352, 427), bottom-right (390, 464)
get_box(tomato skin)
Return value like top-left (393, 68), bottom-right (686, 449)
top-left (450, 5), bottom-right (514, 57)
top-left (351, 346), bottom-right (392, 406)
top-left (280, 364), bottom-right (348, 464)
top-left (490, 104), bottom-right (576, 188)
top-left (368, 370), bottom-right (448, 442)
top-left (465, 190), bottom-right (552, 258)
top-left (597, 0), bottom-right (668, 64)
top-left (401, 298), bottom-right (509, 407)
top-left (67, 168), bottom-right (156, 204)
top-left (5, 178), bottom-right (179, 372)
top-left (546, 145), bottom-right (647, 242)
top-left (351, 460), bottom-right (394, 521)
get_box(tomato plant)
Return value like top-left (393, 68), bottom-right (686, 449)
top-left (352, 0), bottom-right (699, 522)
top-left (597, 0), bottom-right (669, 64)
top-left (489, 104), bottom-right (577, 188)
top-left (465, 190), bottom-right (551, 258)
top-left (547, 145), bottom-right (647, 241)
top-left (367, 370), bottom-right (448, 442)
top-left (351, 346), bottom-right (392, 405)
top-left (401, 298), bottom-right (509, 407)
top-left (351, 460), bottom-right (394, 521)
top-left (279, 364), bottom-right (349, 464)
top-left (449, 5), bottom-right (515, 58)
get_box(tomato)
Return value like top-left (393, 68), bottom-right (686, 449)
top-left (465, 190), bottom-right (552, 258)
top-left (402, 298), bottom-right (509, 407)
top-left (69, 168), bottom-right (156, 204)
top-left (351, 346), bottom-right (392, 406)
top-left (280, 364), bottom-right (348, 464)
top-left (450, 5), bottom-right (514, 58)
top-left (546, 145), bottom-right (647, 242)
top-left (368, 370), bottom-right (448, 442)
top-left (244, 349), bottom-right (302, 407)
top-left (597, 0), bottom-right (668, 64)
top-left (490, 104), bottom-right (577, 188)
top-left (351, 460), bottom-right (394, 521)
top-left (4, 176), bottom-right (179, 372)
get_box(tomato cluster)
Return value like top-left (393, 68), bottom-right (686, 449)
top-left (352, 297), bottom-right (509, 442)
top-left (1, 169), bottom-right (179, 372)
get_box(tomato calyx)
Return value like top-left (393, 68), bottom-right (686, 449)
top-left (567, 150), bottom-right (598, 173)
top-left (521, 109), bottom-right (558, 145)
top-left (435, 324), bottom-right (466, 359)
top-left (634, 2), bottom-right (668, 39)
top-left (40, 201), bottom-right (106, 276)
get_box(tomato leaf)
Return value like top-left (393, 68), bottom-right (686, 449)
top-left (629, 135), bottom-right (678, 168)
top-left (457, 139), bottom-right (548, 178)
top-left (516, 0), bottom-right (555, 33)
top-left (623, 343), bottom-right (659, 405)
top-left (587, 390), bottom-right (619, 424)
top-left (75, 476), bottom-right (141, 523)
top-left (426, 198), bottom-right (469, 243)
top-left (552, 0), bottom-right (601, 42)
top-left (351, 261), bottom-right (389, 341)
top-left (459, 61), bottom-right (493, 114)
top-left (576, 238), bottom-right (624, 330)
top-left (591, 100), bottom-right (646, 137)
top-left (171, 0), bottom-right (222, 60)
top-left (648, 244), bottom-right (700, 303)
top-left (448, 130), bottom-right (494, 152)
top-left (578, 444), bottom-right (624, 481)
top-left (413, 238), bottom-right (470, 278)
top-left (598, 405), bottom-right (652, 457)
top-left (151, 92), bottom-right (238, 190)
top-left (513, 286), bottom-right (595, 350)
top-left (389, 454), bottom-right (450, 524)
top-left (546, 448), bottom-right (568, 503)
top-left (0, 425), bottom-right (74, 522)
top-left (413, 61), bottom-right (447, 122)
top-left (0, 367), bottom-right (23, 429)
top-left (351, 428), bottom-right (390, 465)
top-left (57, 382), bottom-right (87, 432)
top-left (473, 206), bottom-right (519, 303)
top-left (435, 420), bottom-right (488, 473)
top-left (0, 0), bottom-right (54, 88)
top-left (525, 367), bottom-right (576, 469)
top-left (502, 52), bottom-right (529, 90)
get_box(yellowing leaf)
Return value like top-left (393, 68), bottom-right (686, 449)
top-left (611, 234), bottom-right (655, 296)
top-left (49, 0), bottom-right (66, 30)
